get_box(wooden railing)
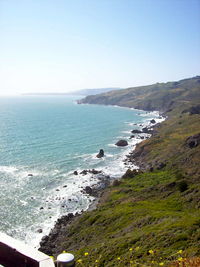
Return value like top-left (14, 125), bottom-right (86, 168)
top-left (0, 232), bottom-right (75, 267)
top-left (0, 232), bottom-right (55, 267)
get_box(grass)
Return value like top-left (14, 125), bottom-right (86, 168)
top-left (47, 169), bottom-right (200, 266)
top-left (132, 112), bottom-right (200, 179)
top-left (40, 77), bottom-right (200, 265)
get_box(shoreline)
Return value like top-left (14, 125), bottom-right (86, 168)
top-left (39, 108), bottom-right (165, 255)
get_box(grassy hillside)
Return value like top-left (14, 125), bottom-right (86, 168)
top-left (79, 76), bottom-right (200, 113)
top-left (40, 76), bottom-right (200, 266)
top-left (129, 112), bottom-right (200, 178)
top-left (41, 169), bottom-right (200, 266)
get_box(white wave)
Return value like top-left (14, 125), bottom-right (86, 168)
top-left (0, 166), bottom-right (18, 173)
top-left (107, 143), bottom-right (116, 147)
top-left (121, 130), bottom-right (131, 134)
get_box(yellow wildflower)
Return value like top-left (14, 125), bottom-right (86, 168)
top-left (95, 260), bottom-right (99, 263)
top-left (135, 246), bottom-right (140, 251)
top-left (84, 252), bottom-right (89, 256)
top-left (62, 250), bottom-right (67, 253)
top-left (159, 263), bottom-right (164, 266)
top-left (149, 249), bottom-right (154, 255)
top-left (178, 257), bottom-right (183, 262)
top-left (77, 259), bottom-right (82, 263)
top-left (117, 257), bottom-right (121, 260)
top-left (129, 248), bottom-right (133, 251)
top-left (177, 250), bottom-right (183, 254)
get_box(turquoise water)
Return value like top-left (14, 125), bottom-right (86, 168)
top-left (0, 96), bottom-right (161, 246)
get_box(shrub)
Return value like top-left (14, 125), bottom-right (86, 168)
top-left (178, 180), bottom-right (188, 192)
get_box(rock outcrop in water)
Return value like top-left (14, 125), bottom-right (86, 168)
top-left (131, 129), bottom-right (143, 134)
top-left (80, 169), bottom-right (102, 175)
top-left (96, 149), bottom-right (104, 158)
top-left (115, 140), bottom-right (128, 147)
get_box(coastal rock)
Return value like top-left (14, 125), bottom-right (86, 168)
top-left (112, 180), bottom-right (121, 186)
top-left (37, 228), bottom-right (43, 233)
top-left (89, 169), bottom-right (102, 175)
top-left (150, 119), bottom-right (156, 124)
top-left (130, 135), bottom-right (135, 139)
top-left (73, 171), bottom-right (78, 175)
top-left (137, 135), bottom-right (145, 140)
top-left (115, 140), bottom-right (128, 146)
top-left (156, 162), bottom-right (166, 170)
top-left (40, 235), bottom-right (49, 247)
top-left (80, 169), bottom-right (102, 175)
top-left (28, 174), bottom-right (33, 177)
top-left (39, 213), bottom-right (76, 255)
top-left (186, 133), bottom-right (200, 148)
top-left (142, 127), bottom-right (153, 134)
top-left (122, 169), bottom-right (141, 179)
top-left (80, 170), bottom-right (88, 175)
top-left (131, 129), bottom-right (143, 134)
top-left (84, 186), bottom-right (93, 195)
top-left (96, 149), bottom-right (104, 158)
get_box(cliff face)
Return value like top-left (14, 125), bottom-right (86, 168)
top-left (79, 76), bottom-right (200, 113)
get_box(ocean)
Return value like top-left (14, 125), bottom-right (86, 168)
top-left (0, 95), bottom-right (162, 247)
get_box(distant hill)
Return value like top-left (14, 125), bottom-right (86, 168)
top-left (24, 87), bottom-right (122, 96)
top-left (78, 76), bottom-right (200, 113)
top-left (70, 87), bottom-right (122, 96)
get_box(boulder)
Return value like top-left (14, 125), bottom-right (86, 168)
top-left (96, 149), bottom-right (104, 158)
top-left (122, 169), bottom-right (140, 179)
top-left (112, 180), bottom-right (121, 186)
top-left (156, 162), bottom-right (166, 170)
top-left (73, 171), bottom-right (78, 175)
top-left (80, 170), bottom-right (88, 175)
top-left (89, 169), bottom-right (102, 174)
top-left (84, 186), bottom-right (93, 195)
top-left (28, 174), bottom-right (33, 177)
top-left (186, 133), bottom-right (200, 148)
top-left (115, 140), bottom-right (128, 147)
top-left (142, 127), bottom-right (153, 134)
top-left (131, 129), bottom-right (143, 134)
top-left (150, 119), bottom-right (156, 124)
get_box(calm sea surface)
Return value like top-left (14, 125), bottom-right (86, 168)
top-left (0, 95), bottom-right (161, 246)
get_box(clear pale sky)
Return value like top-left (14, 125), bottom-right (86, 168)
top-left (0, 0), bottom-right (200, 95)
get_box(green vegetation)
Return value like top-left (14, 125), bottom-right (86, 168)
top-left (131, 112), bottom-right (200, 179)
top-left (41, 76), bottom-right (200, 266)
top-left (50, 169), bottom-right (200, 266)
top-left (79, 76), bottom-right (200, 113)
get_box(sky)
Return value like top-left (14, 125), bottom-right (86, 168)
top-left (0, 0), bottom-right (200, 95)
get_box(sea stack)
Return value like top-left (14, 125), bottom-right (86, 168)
top-left (96, 149), bottom-right (104, 158)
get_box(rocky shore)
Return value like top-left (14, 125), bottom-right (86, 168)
top-left (39, 115), bottom-right (164, 256)
top-left (39, 168), bottom-right (112, 255)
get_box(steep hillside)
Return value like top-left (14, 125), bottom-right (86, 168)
top-left (40, 169), bottom-right (200, 266)
top-left (128, 112), bottom-right (200, 178)
top-left (39, 76), bottom-right (200, 266)
top-left (78, 76), bottom-right (200, 113)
